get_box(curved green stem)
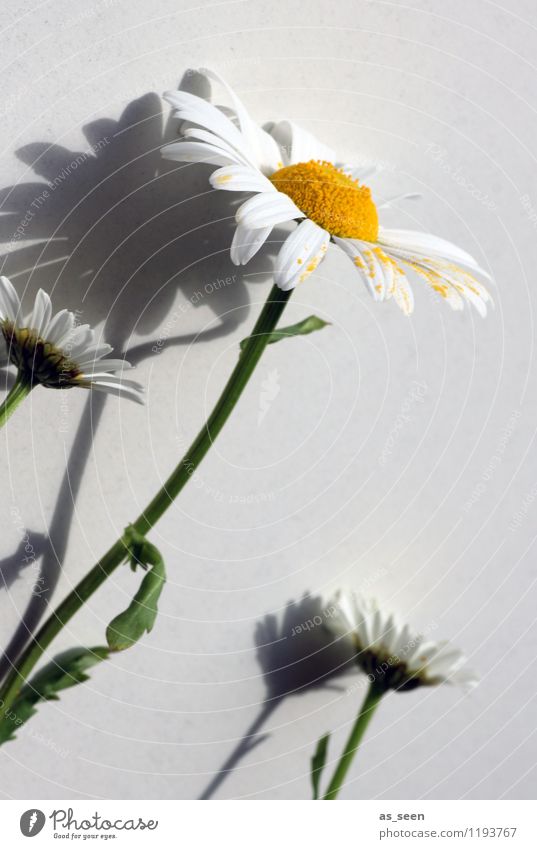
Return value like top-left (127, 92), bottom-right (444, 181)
top-left (323, 681), bottom-right (384, 800)
top-left (0, 373), bottom-right (32, 428)
top-left (0, 284), bottom-right (291, 713)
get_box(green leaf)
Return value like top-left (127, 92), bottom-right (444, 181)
top-left (311, 732), bottom-right (330, 799)
top-left (240, 315), bottom-right (330, 351)
top-left (106, 528), bottom-right (166, 651)
top-left (0, 647), bottom-right (109, 744)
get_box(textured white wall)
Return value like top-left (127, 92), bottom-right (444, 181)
top-left (0, 0), bottom-right (535, 800)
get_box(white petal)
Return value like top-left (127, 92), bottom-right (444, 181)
top-left (339, 163), bottom-right (382, 182)
top-left (29, 289), bottom-right (53, 336)
top-left (83, 374), bottom-right (141, 389)
top-left (274, 219), bottom-right (330, 291)
top-left (269, 119), bottom-right (336, 166)
top-left (89, 380), bottom-right (144, 404)
top-left (378, 192), bottom-right (421, 210)
top-left (163, 88), bottom-right (251, 162)
top-left (181, 127), bottom-right (251, 165)
top-left (200, 69), bottom-right (282, 172)
top-left (45, 309), bottom-right (75, 346)
top-left (72, 342), bottom-right (113, 362)
top-left (0, 276), bottom-right (21, 322)
top-left (230, 223), bottom-right (272, 265)
top-left (66, 326), bottom-right (95, 359)
top-left (236, 191), bottom-right (303, 230)
top-left (210, 165), bottom-right (275, 193)
top-left (76, 354), bottom-right (126, 373)
top-left (161, 140), bottom-right (241, 167)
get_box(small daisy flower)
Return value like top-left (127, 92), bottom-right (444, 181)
top-left (0, 277), bottom-right (143, 403)
top-left (326, 591), bottom-right (477, 692)
top-left (162, 69), bottom-right (492, 316)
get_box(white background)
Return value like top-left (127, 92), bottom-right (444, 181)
top-left (0, 0), bottom-right (536, 800)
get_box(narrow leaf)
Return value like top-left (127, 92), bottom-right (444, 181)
top-left (106, 529), bottom-right (166, 651)
top-left (0, 646), bottom-right (108, 744)
top-left (240, 315), bottom-right (330, 351)
top-left (311, 732), bottom-right (330, 800)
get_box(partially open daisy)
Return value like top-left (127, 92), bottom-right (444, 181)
top-left (327, 591), bottom-right (476, 692)
top-left (0, 277), bottom-right (143, 425)
top-left (313, 590), bottom-right (476, 799)
top-left (162, 70), bottom-right (492, 316)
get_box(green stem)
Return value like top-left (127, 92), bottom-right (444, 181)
top-left (0, 373), bottom-right (32, 428)
top-left (0, 284), bottom-right (291, 714)
top-left (323, 681), bottom-right (384, 800)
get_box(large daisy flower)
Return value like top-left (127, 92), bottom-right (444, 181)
top-left (162, 69), bottom-right (492, 316)
top-left (326, 591), bottom-right (477, 692)
top-left (0, 277), bottom-right (143, 402)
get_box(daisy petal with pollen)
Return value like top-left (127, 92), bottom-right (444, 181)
top-left (333, 237), bottom-right (387, 302)
top-left (0, 277), bottom-right (143, 402)
top-left (379, 227), bottom-right (490, 278)
top-left (274, 219), bottom-right (330, 291)
top-left (210, 165), bottom-right (275, 193)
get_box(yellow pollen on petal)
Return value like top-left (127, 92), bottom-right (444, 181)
top-left (269, 160), bottom-right (379, 240)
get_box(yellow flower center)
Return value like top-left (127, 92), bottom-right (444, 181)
top-left (269, 160), bottom-right (379, 241)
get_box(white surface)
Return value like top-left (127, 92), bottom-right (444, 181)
top-left (0, 0), bottom-right (536, 800)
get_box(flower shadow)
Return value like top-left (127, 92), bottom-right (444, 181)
top-left (0, 72), bottom-right (275, 683)
top-left (199, 593), bottom-right (355, 799)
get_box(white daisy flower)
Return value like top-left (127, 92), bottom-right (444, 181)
top-left (162, 69), bottom-right (492, 316)
top-left (326, 591), bottom-right (477, 692)
top-left (0, 277), bottom-right (143, 402)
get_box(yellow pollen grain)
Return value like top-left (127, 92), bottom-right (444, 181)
top-left (215, 173), bottom-right (233, 185)
top-left (269, 160), bottom-right (379, 240)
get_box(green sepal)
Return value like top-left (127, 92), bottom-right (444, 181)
top-left (106, 527), bottom-right (166, 651)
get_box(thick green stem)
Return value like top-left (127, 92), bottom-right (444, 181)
top-left (323, 681), bottom-right (384, 800)
top-left (0, 285), bottom-right (291, 714)
top-left (0, 373), bottom-right (32, 428)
